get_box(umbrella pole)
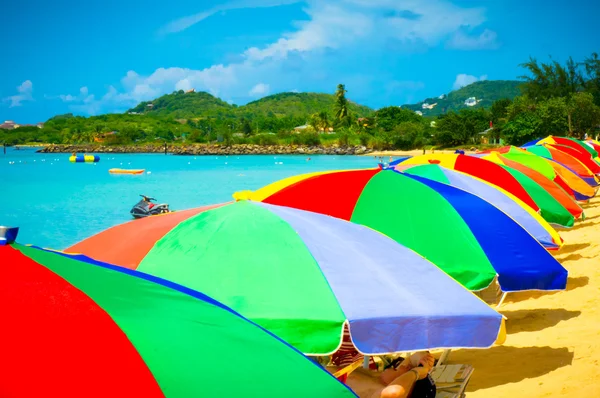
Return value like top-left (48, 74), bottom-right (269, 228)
top-left (363, 355), bottom-right (370, 369)
top-left (497, 292), bottom-right (508, 307)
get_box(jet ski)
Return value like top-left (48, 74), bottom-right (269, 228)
top-left (131, 195), bottom-right (171, 219)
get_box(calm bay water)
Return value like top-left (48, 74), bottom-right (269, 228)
top-left (1, 147), bottom-right (377, 249)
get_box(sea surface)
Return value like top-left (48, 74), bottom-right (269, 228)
top-left (1, 147), bottom-right (378, 249)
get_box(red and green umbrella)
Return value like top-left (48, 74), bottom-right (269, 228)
top-left (396, 154), bottom-right (576, 227)
top-left (67, 201), bottom-right (505, 355)
top-left (546, 144), bottom-right (600, 174)
top-left (229, 169), bottom-right (567, 293)
top-left (478, 146), bottom-right (594, 203)
top-left (526, 135), bottom-right (599, 159)
top-left (479, 149), bottom-right (584, 217)
top-left (1, 243), bottom-right (355, 397)
top-left (524, 144), bottom-right (599, 186)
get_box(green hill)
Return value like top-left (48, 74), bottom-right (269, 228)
top-left (127, 90), bottom-right (235, 118)
top-left (238, 92), bottom-right (373, 118)
top-left (402, 80), bottom-right (522, 117)
top-left (127, 90), bottom-right (373, 120)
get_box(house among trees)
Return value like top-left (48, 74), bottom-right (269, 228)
top-left (479, 128), bottom-right (503, 145)
top-left (293, 124), bottom-right (310, 132)
top-left (464, 97), bottom-right (479, 107)
top-left (0, 120), bottom-right (20, 129)
top-left (94, 131), bottom-right (118, 143)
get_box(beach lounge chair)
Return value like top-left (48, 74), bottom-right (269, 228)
top-left (431, 363), bottom-right (474, 398)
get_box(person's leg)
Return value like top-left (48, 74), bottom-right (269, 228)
top-left (380, 371), bottom-right (418, 398)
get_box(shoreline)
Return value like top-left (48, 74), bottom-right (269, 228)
top-left (36, 144), bottom-right (476, 157)
top-left (38, 143), bottom-right (373, 156)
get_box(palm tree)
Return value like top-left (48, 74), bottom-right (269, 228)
top-left (334, 84), bottom-right (349, 123)
top-left (310, 112), bottom-right (330, 133)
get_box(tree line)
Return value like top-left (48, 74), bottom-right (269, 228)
top-left (2, 53), bottom-right (599, 149)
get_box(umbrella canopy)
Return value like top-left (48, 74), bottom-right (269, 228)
top-left (525, 145), bottom-right (599, 186)
top-left (396, 154), bottom-right (575, 227)
top-left (546, 143), bottom-right (600, 174)
top-left (1, 243), bottom-right (355, 397)
top-left (479, 147), bottom-right (594, 203)
top-left (526, 135), bottom-right (599, 159)
top-left (397, 163), bottom-right (562, 250)
top-left (67, 201), bottom-right (505, 355)
top-left (231, 168), bottom-right (567, 292)
top-left (482, 152), bottom-right (584, 219)
top-left (586, 138), bottom-right (600, 154)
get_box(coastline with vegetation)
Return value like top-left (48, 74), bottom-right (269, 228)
top-left (38, 143), bottom-right (374, 156)
top-left (4, 53), bottom-right (600, 153)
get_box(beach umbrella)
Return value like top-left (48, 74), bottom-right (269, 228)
top-left (395, 154), bottom-right (575, 227)
top-left (524, 145), bottom-right (599, 186)
top-left (66, 202), bottom-right (505, 355)
top-left (0, 243), bottom-right (355, 397)
top-left (230, 169), bottom-right (567, 293)
top-left (526, 135), bottom-right (599, 159)
top-left (585, 138), bottom-right (600, 154)
top-left (478, 146), bottom-right (594, 202)
top-left (545, 143), bottom-right (600, 174)
top-left (479, 149), bottom-right (586, 215)
top-left (396, 163), bottom-right (563, 250)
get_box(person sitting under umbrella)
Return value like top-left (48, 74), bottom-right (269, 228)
top-left (376, 353), bottom-right (436, 398)
top-left (331, 324), bottom-right (436, 398)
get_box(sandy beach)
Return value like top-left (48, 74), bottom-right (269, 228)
top-left (449, 195), bottom-right (600, 397)
top-left (348, 196), bottom-right (600, 397)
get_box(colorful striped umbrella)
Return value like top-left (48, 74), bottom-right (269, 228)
top-left (526, 135), bottom-right (599, 159)
top-left (479, 147), bottom-right (594, 203)
top-left (396, 154), bottom-right (575, 227)
top-left (1, 243), bottom-right (355, 397)
top-left (546, 143), bottom-right (600, 174)
top-left (482, 152), bottom-right (591, 218)
top-left (396, 163), bottom-right (563, 250)
top-left (585, 138), bottom-right (600, 154)
top-left (525, 145), bottom-right (599, 186)
top-left (67, 201), bottom-right (505, 355)
top-left (233, 169), bottom-right (567, 292)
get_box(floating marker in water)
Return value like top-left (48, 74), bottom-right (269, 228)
top-left (188, 162), bottom-right (191, 165)
top-left (147, 171), bottom-right (151, 174)
top-left (225, 162), bottom-right (228, 165)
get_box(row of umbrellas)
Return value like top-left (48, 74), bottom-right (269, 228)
top-left (3, 135), bottom-right (597, 396)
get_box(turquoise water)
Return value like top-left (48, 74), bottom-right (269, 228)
top-left (1, 147), bottom-right (377, 249)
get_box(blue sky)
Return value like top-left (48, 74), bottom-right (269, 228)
top-left (2, 0), bottom-right (599, 123)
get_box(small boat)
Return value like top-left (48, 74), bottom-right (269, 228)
top-left (131, 195), bottom-right (171, 218)
top-left (0, 226), bottom-right (19, 246)
top-left (109, 168), bottom-right (145, 175)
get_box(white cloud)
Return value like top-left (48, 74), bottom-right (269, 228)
top-left (159, 0), bottom-right (301, 34)
top-left (453, 73), bottom-right (488, 90)
top-left (249, 83), bottom-right (270, 96)
top-left (4, 80), bottom-right (33, 107)
top-left (55, 0), bottom-right (498, 115)
top-left (446, 28), bottom-right (499, 50)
